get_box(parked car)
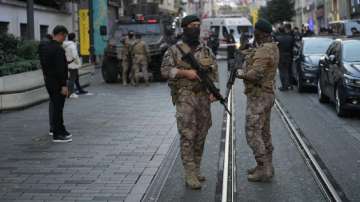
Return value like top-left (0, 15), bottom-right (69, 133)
top-left (318, 38), bottom-right (360, 116)
top-left (292, 37), bottom-right (334, 92)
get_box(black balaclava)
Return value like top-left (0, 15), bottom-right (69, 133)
top-left (181, 15), bottom-right (201, 47)
top-left (183, 27), bottom-right (200, 47)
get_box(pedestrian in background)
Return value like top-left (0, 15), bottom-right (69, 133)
top-left (131, 33), bottom-right (150, 86)
top-left (293, 27), bottom-right (302, 42)
top-left (122, 31), bottom-right (136, 86)
top-left (39, 34), bottom-right (55, 136)
top-left (319, 27), bottom-right (329, 36)
top-left (302, 24), bottom-right (314, 37)
top-left (292, 26), bottom-right (302, 60)
top-left (161, 15), bottom-right (218, 189)
top-left (63, 33), bottom-right (88, 98)
top-left (284, 24), bottom-right (295, 88)
top-left (207, 30), bottom-right (219, 56)
top-left (237, 19), bottom-right (279, 182)
top-left (226, 29), bottom-right (236, 71)
top-left (38, 25), bottom-right (72, 143)
top-left (276, 25), bottom-right (294, 91)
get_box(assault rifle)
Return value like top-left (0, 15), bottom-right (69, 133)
top-left (176, 45), bottom-right (231, 115)
top-left (225, 62), bottom-right (240, 100)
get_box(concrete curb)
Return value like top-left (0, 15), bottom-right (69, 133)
top-left (0, 64), bottom-right (95, 111)
top-left (138, 123), bottom-right (179, 202)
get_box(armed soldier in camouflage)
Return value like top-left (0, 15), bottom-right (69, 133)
top-left (121, 31), bottom-right (136, 86)
top-left (237, 19), bottom-right (279, 182)
top-left (161, 15), bottom-right (218, 189)
top-left (131, 33), bottom-right (150, 86)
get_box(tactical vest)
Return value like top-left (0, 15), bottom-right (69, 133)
top-left (132, 41), bottom-right (146, 56)
top-left (243, 42), bottom-right (279, 96)
top-left (122, 38), bottom-right (135, 57)
top-left (168, 43), bottom-right (214, 104)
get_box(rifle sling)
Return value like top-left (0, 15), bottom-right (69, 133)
top-left (175, 44), bottom-right (189, 59)
top-left (176, 44), bottom-right (203, 71)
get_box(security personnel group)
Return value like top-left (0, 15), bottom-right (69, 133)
top-left (39, 15), bottom-right (281, 189)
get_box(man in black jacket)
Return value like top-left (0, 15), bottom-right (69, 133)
top-left (39, 25), bottom-right (72, 143)
top-left (207, 30), bottom-right (219, 56)
top-left (276, 25), bottom-right (294, 91)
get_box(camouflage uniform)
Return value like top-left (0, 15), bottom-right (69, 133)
top-left (122, 37), bottom-right (136, 85)
top-left (161, 41), bottom-right (218, 180)
top-left (131, 39), bottom-right (150, 85)
top-left (241, 42), bottom-right (279, 165)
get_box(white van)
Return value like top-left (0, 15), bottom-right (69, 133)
top-left (200, 17), bottom-right (253, 49)
top-left (328, 20), bottom-right (360, 37)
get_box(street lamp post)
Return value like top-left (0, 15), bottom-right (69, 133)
top-left (27, 0), bottom-right (35, 40)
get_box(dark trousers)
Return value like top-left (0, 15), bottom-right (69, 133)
top-left (49, 100), bottom-right (54, 132)
top-left (278, 55), bottom-right (292, 88)
top-left (68, 69), bottom-right (83, 94)
top-left (46, 84), bottom-right (66, 136)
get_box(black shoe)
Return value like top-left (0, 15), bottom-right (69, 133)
top-left (52, 135), bottom-right (72, 143)
top-left (63, 130), bottom-right (72, 138)
top-left (53, 129), bottom-right (72, 138)
top-left (77, 90), bottom-right (88, 95)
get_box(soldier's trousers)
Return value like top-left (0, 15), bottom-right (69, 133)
top-left (132, 55), bottom-right (149, 84)
top-left (122, 59), bottom-right (130, 84)
top-left (245, 92), bottom-right (275, 163)
top-left (175, 94), bottom-right (212, 173)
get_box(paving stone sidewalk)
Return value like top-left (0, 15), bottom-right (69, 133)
top-left (0, 72), bottom-right (177, 202)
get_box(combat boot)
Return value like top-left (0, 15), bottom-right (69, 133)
top-left (247, 161), bottom-right (272, 182)
top-left (194, 159), bottom-right (205, 181)
top-left (197, 174), bottom-right (206, 182)
top-left (248, 157), bottom-right (274, 176)
top-left (184, 163), bottom-right (202, 189)
top-left (247, 165), bottom-right (259, 175)
top-left (185, 170), bottom-right (202, 189)
top-left (194, 167), bottom-right (206, 182)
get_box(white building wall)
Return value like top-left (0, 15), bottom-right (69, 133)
top-left (159, 0), bottom-right (176, 13)
top-left (0, 3), bottom-right (73, 40)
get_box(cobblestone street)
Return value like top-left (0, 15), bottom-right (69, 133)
top-left (0, 71), bottom-right (177, 202)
